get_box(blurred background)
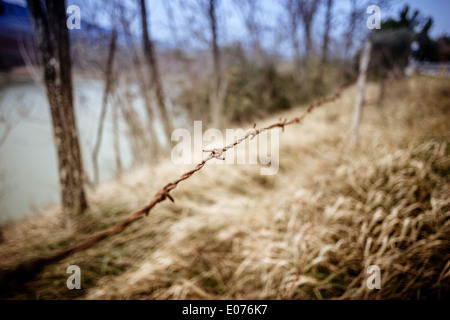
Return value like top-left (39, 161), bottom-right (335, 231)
top-left (0, 0), bottom-right (448, 222)
top-left (0, 0), bottom-right (449, 300)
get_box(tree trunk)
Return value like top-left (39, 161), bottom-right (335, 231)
top-left (209, 0), bottom-right (221, 87)
top-left (344, 0), bottom-right (358, 60)
top-left (298, 0), bottom-right (320, 80)
top-left (120, 84), bottom-right (149, 165)
top-left (119, 14), bottom-right (159, 154)
top-left (112, 98), bottom-right (122, 179)
top-left (351, 40), bottom-right (371, 148)
top-left (208, 0), bottom-right (224, 128)
top-left (285, 0), bottom-right (302, 83)
top-left (26, 0), bottom-right (88, 217)
top-left (140, 0), bottom-right (173, 145)
top-left (304, 24), bottom-right (313, 61)
top-left (92, 29), bottom-right (117, 185)
top-left (321, 0), bottom-right (333, 65)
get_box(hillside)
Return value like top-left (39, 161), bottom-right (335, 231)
top-left (1, 75), bottom-right (449, 299)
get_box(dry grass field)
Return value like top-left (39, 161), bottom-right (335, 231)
top-left (1, 75), bottom-right (449, 299)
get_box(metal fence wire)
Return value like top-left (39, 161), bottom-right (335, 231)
top-left (0, 79), bottom-right (355, 291)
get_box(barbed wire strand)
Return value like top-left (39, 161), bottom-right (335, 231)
top-left (0, 80), bottom-right (354, 292)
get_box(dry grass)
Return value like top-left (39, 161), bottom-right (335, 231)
top-left (0, 75), bottom-right (449, 299)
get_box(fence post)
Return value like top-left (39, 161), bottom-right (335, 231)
top-left (351, 40), bottom-right (372, 148)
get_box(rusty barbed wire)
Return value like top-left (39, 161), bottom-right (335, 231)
top-left (0, 80), bottom-right (354, 291)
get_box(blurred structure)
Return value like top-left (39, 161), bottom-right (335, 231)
top-left (0, 0), bottom-right (35, 71)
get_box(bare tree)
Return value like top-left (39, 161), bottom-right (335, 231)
top-left (209, 0), bottom-right (221, 87)
top-left (92, 29), bottom-right (117, 185)
top-left (343, 0), bottom-right (359, 59)
top-left (321, 0), bottom-right (334, 65)
top-left (233, 0), bottom-right (264, 58)
top-left (140, 0), bottom-right (173, 145)
top-left (297, 0), bottom-right (320, 62)
top-left (118, 6), bottom-right (159, 154)
top-left (26, 0), bottom-right (88, 217)
top-left (283, 0), bottom-right (302, 80)
top-left (208, 0), bottom-right (227, 127)
top-left (114, 78), bottom-right (148, 166)
top-left (283, 0), bottom-right (320, 80)
top-left (162, 0), bottom-right (204, 122)
top-left (174, 0), bottom-right (230, 126)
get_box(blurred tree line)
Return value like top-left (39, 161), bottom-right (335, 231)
top-left (364, 5), bottom-right (448, 107)
top-left (21, 0), bottom-right (447, 221)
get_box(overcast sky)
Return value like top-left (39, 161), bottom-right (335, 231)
top-left (146, 0), bottom-right (450, 55)
top-left (6, 0), bottom-right (450, 47)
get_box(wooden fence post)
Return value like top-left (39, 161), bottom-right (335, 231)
top-left (351, 40), bottom-right (372, 148)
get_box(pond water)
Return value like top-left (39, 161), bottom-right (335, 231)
top-left (0, 78), bottom-right (151, 223)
